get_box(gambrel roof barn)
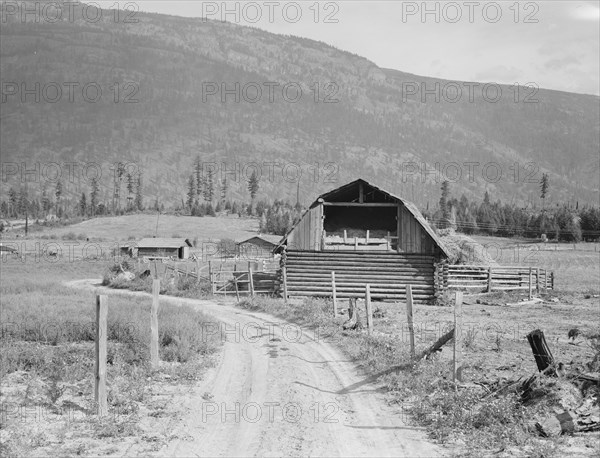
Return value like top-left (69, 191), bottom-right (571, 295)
top-left (277, 178), bottom-right (449, 303)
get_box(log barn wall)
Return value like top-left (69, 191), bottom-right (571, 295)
top-left (284, 250), bottom-right (436, 303)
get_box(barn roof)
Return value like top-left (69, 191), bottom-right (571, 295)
top-left (135, 238), bottom-right (192, 249)
top-left (277, 178), bottom-right (450, 258)
top-left (238, 234), bottom-right (283, 246)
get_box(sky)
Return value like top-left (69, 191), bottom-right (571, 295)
top-left (114, 1), bottom-right (600, 95)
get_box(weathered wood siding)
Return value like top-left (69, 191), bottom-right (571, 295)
top-left (284, 250), bottom-right (435, 303)
top-left (398, 205), bottom-right (437, 254)
top-left (286, 204), bottom-right (323, 251)
top-left (138, 247), bottom-right (179, 258)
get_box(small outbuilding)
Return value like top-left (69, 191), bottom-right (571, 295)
top-left (237, 234), bottom-right (282, 259)
top-left (123, 238), bottom-right (192, 260)
top-left (277, 178), bottom-right (449, 303)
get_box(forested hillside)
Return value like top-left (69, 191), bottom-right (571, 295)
top-left (1, 1), bottom-right (599, 212)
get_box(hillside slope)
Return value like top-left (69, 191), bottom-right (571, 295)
top-left (1, 2), bottom-right (598, 208)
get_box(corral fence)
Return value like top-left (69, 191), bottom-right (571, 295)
top-left (209, 259), bottom-right (280, 298)
top-left (436, 263), bottom-right (554, 293)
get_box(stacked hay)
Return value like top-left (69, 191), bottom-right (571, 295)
top-left (438, 229), bottom-right (498, 265)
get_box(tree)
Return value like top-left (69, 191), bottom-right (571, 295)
top-left (439, 180), bottom-right (450, 228)
top-left (194, 156), bottom-right (203, 199)
top-left (55, 180), bottom-right (63, 217)
top-left (90, 178), bottom-right (99, 216)
top-left (204, 167), bottom-right (215, 202)
top-left (186, 175), bottom-right (196, 213)
top-left (540, 173), bottom-right (549, 208)
top-left (126, 173), bottom-right (135, 210)
top-left (135, 174), bottom-right (143, 210)
top-left (79, 192), bottom-right (87, 216)
top-left (8, 187), bottom-right (18, 218)
top-left (220, 176), bottom-right (228, 202)
top-left (18, 188), bottom-right (29, 217)
top-left (41, 185), bottom-right (51, 214)
top-left (248, 171), bottom-right (260, 201)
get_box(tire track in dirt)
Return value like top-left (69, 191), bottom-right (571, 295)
top-left (67, 280), bottom-right (443, 457)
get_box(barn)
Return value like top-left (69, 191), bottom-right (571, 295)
top-left (277, 178), bottom-right (449, 303)
top-left (237, 234), bottom-right (282, 260)
top-left (123, 238), bottom-right (193, 260)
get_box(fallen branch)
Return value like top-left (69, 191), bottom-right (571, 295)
top-left (420, 328), bottom-right (454, 359)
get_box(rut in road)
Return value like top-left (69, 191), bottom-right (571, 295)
top-left (67, 279), bottom-right (443, 457)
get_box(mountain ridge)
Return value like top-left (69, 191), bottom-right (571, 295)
top-left (1, 2), bottom-right (598, 210)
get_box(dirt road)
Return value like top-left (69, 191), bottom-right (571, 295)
top-left (68, 280), bottom-right (443, 457)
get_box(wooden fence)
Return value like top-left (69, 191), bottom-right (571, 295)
top-left (437, 264), bottom-right (554, 292)
top-left (209, 260), bottom-right (280, 297)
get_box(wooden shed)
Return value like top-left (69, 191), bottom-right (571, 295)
top-left (237, 234), bottom-right (282, 260)
top-left (124, 238), bottom-right (192, 260)
top-left (277, 179), bottom-right (449, 303)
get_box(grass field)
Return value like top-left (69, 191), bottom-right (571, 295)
top-left (0, 256), bottom-right (222, 457)
top-left (469, 235), bottom-right (600, 293)
top-left (23, 213), bottom-right (259, 242)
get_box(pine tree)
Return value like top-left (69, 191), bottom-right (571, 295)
top-left (8, 187), bottom-right (17, 218)
top-left (540, 173), bottom-right (549, 208)
top-left (90, 178), bottom-right (99, 216)
top-left (439, 180), bottom-right (450, 228)
top-left (126, 173), bottom-right (134, 211)
top-left (18, 188), bottom-right (29, 217)
top-left (204, 167), bottom-right (215, 203)
top-left (135, 174), bottom-right (143, 210)
top-left (186, 175), bottom-right (196, 213)
top-left (79, 192), bottom-right (87, 216)
top-left (55, 180), bottom-right (63, 217)
top-left (194, 156), bottom-right (203, 198)
top-left (221, 176), bottom-right (228, 201)
top-left (248, 171), bottom-right (259, 201)
top-left (41, 185), bottom-right (51, 214)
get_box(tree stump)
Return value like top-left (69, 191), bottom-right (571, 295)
top-left (527, 329), bottom-right (556, 376)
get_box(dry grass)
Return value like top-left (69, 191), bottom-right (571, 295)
top-left (0, 256), bottom-right (222, 456)
top-left (21, 213), bottom-right (259, 242)
top-left (470, 235), bottom-right (600, 293)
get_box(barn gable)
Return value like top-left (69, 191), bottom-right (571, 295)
top-left (279, 178), bottom-right (448, 258)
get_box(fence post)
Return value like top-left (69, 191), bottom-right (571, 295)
top-left (453, 291), bottom-right (464, 383)
top-left (487, 266), bottom-right (493, 293)
top-left (536, 267), bottom-right (540, 293)
top-left (406, 284), bottom-right (415, 358)
top-left (196, 257), bottom-right (201, 284)
top-left (528, 267), bottom-right (533, 300)
top-left (151, 279), bottom-right (160, 369)
top-left (365, 284), bottom-right (373, 335)
top-left (249, 268), bottom-right (255, 297)
top-left (208, 260), bottom-right (214, 294)
top-left (331, 271), bottom-right (337, 317)
top-left (95, 295), bottom-right (108, 415)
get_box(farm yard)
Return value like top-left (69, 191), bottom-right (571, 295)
top-left (0, 213), bottom-right (599, 457)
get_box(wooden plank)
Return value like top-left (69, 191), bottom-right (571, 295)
top-left (365, 284), bottom-right (373, 335)
top-left (406, 284), bottom-right (415, 358)
top-left (453, 291), bottom-right (463, 383)
top-left (95, 295), bottom-right (108, 416)
top-left (151, 279), bottom-right (160, 369)
top-left (528, 267), bottom-right (533, 300)
top-left (322, 202), bottom-right (398, 207)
